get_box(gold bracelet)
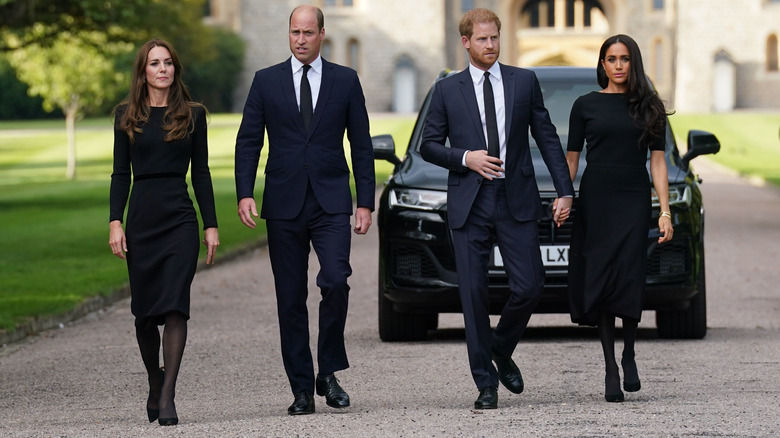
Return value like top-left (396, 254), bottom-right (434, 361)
top-left (660, 211), bottom-right (672, 219)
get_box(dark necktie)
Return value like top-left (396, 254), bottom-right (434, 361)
top-left (483, 71), bottom-right (500, 158)
top-left (300, 64), bottom-right (313, 131)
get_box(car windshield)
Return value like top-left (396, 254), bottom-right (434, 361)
top-left (536, 80), bottom-right (601, 150)
top-left (412, 70), bottom-right (677, 161)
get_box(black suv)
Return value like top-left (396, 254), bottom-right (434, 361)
top-left (373, 67), bottom-right (720, 341)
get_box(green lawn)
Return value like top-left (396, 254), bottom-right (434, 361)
top-left (0, 113), bottom-right (413, 332)
top-left (1, 111), bottom-right (777, 333)
top-left (669, 112), bottom-right (780, 186)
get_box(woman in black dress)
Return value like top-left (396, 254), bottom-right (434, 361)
top-left (109, 39), bottom-right (219, 425)
top-left (565, 34), bottom-right (674, 403)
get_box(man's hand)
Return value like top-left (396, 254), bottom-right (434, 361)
top-left (238, 197), bottom-right (259, 229)
top-left (354, 207), bottom-right (372, 235)
top-left (465, 150), bottom-right (503, 180)
top-left (552, 197), bottom-right (572, 227)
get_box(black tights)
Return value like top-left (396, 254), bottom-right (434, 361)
top-left (136, 312), bottom-right (188, 419)
top-left (597, 312), bottom-right (639, 395)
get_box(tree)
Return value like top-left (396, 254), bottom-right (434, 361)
top-left (7, 24), bottom-right (132, 179)
top-left (1, 0), bottom-right (166, 51)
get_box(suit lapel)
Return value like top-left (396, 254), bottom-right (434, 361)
top-left (280, 58), bottom-right (307, 135)
top-left (501, 64), bottom-right (515, 140)
top-left (457, 69), bottom-right (486, 150)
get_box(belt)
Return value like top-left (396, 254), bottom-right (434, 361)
top-left (134, 172), bottom-right (186, 181)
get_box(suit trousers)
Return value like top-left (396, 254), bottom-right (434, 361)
top-left (451, 179), bottom-right (545, 390)
top-left (266, 183), bottom-right (352, 395)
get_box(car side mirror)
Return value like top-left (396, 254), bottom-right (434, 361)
top-left (681, 130), bottom-right (720, 168)
top-left (372, 134), bottom-right (402, 167)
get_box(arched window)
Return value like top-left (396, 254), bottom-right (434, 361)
top-left (322, 39), bottom-right (333, 61)
top-left (393, 56), bottom-right (417, 113)
top-left (653, 39), bottom-right (664, 82)
top-left (767, 34), bottom-right (779, 72)
top-left (521, 0), bottom-right (604, 29)
top-left (347, 39), bottom-right (360, 72)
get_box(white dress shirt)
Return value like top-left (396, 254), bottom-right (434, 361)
top-left (291, 55), bottom-right (322, 111)
top-left (463, 62), bottom-right (506, 178)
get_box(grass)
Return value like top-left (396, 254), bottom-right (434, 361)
top-left (669, 112), bottom-right (780, 186)
top-left (0, 113), bottom-right (413, 332)
top-left (1, 110), bottom-right (777, 333)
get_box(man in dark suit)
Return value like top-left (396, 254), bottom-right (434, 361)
top-left (234, 5), bottom-right (374, 415)
top-left (420, 8), bottom-right (574, 409)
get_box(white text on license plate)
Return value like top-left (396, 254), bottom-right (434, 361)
top-left (493, 245), bottom-right (569, 267)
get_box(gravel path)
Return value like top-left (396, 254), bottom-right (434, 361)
top-left (1, 158), bottom-right (779, 437)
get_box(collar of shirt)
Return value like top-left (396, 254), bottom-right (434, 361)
top-left (291, 55), bottom-right (323, 109)
top-left (291, 55), bottom-right (323, 76)
top-left (468, 62), bottom-right (502, 86)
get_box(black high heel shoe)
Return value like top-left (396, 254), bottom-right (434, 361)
top-left (146, 368), bottom-right (164, 423)
top-left (158, 417), bottom-right (178, 426)
top-left (605, 371), bottom-right (624, 403)
top-left (158, 397), bottom-right (178, 426)
top-left (621, 356), bottom-right (641, 392)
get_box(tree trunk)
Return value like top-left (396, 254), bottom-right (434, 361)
top-left (65, 102), bottom-right (77, 180)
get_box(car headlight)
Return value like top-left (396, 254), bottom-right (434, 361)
top-left (652, 184), bottom-right (691, 208)
top-left (389, 188), bottom-right (447, 211)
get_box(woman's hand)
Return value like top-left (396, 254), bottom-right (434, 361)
top-left (203, 227), bottom-right (220, 264)
top-left (658, 215), bottom-right (674, 244)
top-left (109, 220), bottom-right (127, 259)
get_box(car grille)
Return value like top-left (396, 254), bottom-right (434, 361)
top-left (647, 240), bottom-right (690, 276)
top-left (391, 243), bottom-right (439, 279)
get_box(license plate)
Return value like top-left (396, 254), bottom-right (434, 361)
top-left (492, 245), bottom-right (569, 267)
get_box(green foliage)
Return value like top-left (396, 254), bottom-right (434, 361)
top-left (1, 0), bottom-right (245, 116)
top-left (0, 114), bottom-right (412, 332)
top-left (669, 113), bottom-right (780, 187)
top-left (0, 0), bottom-right (184, 51)
top-left (185, 27), bottom-right (246, 112)
top-left (6, 24), bottom-right (132, 116)
top-left (0, 54), bottom-right (55, 119)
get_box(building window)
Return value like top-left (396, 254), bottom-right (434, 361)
top-left (522, 0), bottom-right (604, 29)
top-left (323, 0), bottom-right (354, 7)
top-left (322, 39), bottom-right (333, 61)
top-left (768, 34), bottom-right (779, 72)
top-left (653, 39), bottom-right (664, 82)
top-left (461, 0), bottom-right (475, 13)
top-left (652, 0), bottom-right (664, 10)
top-left (347, 39), bottom-right (360, 72)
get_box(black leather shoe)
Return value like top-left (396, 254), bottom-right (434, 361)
top-left (492, 350), bottom-right (524, 394)
top-left (474, 386), bottom-right (498, 409)
top-left (287, 391), bottom-right (315, 415)
top-left (315, 373), bottom-right (350, 408)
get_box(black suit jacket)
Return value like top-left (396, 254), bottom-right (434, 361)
top-left (235, 57), bottom-right (375, 220)
top-left (420, 64), bottom-right (574, 229)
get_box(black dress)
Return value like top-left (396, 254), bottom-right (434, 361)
top-left (566, 92), bottom-right (664, 326)
top-left (110, 105), bottom-right (217, 325)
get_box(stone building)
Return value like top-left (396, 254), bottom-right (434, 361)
top-left (207, 0), bottom-right (780, 113)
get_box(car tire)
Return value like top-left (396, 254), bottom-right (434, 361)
top-left (378, 286), bottom-right (430, 342)
top-left (655, 270), bottom-right (707, 339)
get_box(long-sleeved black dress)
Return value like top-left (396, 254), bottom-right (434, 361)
top-left (566, 92), bottom-right (664, 326)
top-left (110, 105), bottom-right (217, 325)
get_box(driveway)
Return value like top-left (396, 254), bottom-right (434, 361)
top-left (1, 158), bottom-right (779, 437)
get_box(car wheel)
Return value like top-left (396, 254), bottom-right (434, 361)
top-left (655, 271), bottom-right (707, 339)
top-left (378, 285), bottom-right (430, 342)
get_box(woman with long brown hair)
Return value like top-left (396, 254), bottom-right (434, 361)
top-left (109, 39), bottom-right (219, 425)
top-left (566, 34), bottom-right (674, 402)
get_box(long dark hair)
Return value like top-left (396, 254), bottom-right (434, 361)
top-left (597, 34), bottom-right (670, 149)
top-left (115, 39), bottom-right (204, 143)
